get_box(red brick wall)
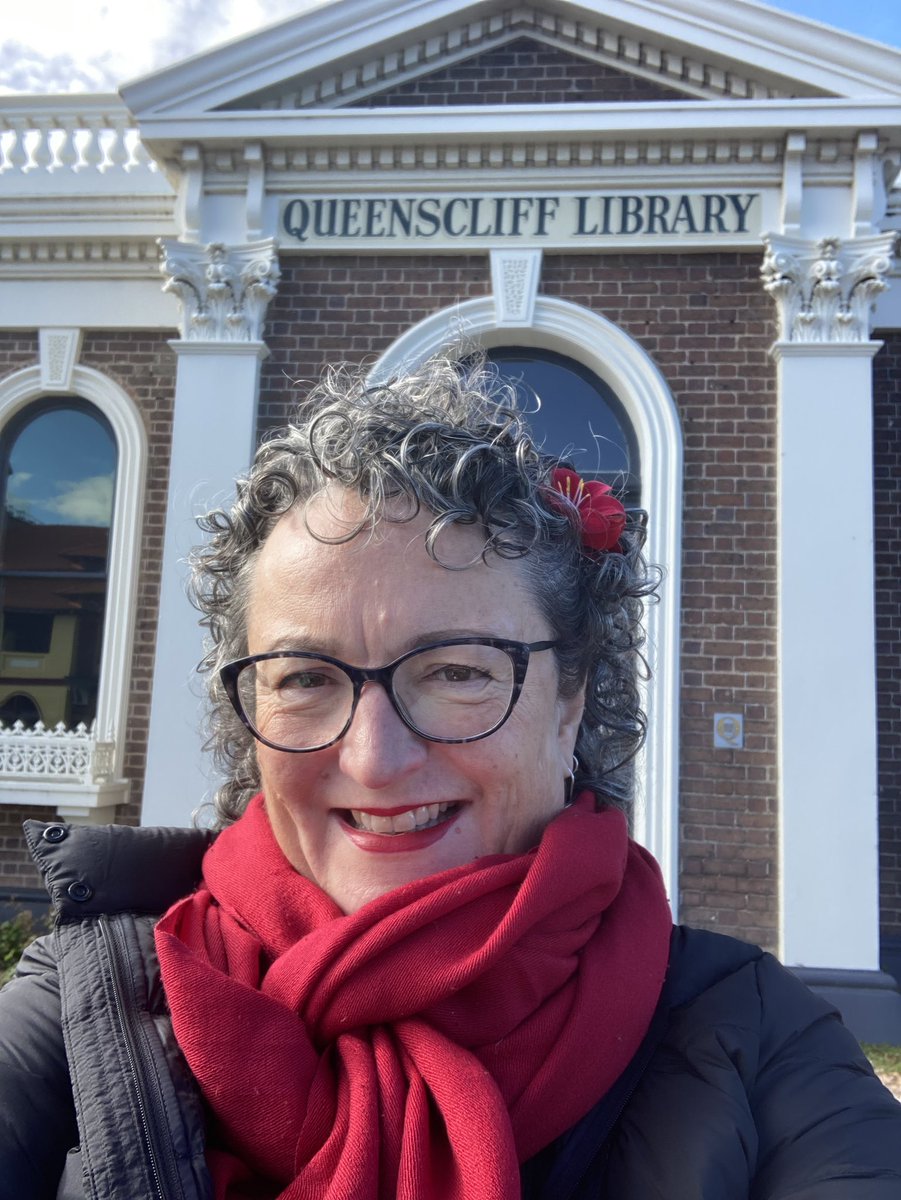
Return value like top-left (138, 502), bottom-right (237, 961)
top-left (353, 37), bottom-right (689, 107)
top-left (0, 333), bottom-right (175, 890)
top-left (259, 255), bottom-right (490, 430)
top-left (874, 331), bottom-right (901, 940)
top-left (260, 249), bottom-right (780, 949)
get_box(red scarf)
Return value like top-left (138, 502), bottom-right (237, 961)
top-left (156, 794), bottom-right (671, 1200)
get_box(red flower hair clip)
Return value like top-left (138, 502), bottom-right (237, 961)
top-left (549, 467), bottom-right (626, 553)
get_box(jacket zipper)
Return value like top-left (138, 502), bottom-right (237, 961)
top-left (100, 914), bottom-right (184, 1200)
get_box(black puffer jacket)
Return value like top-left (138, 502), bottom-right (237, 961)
top-left (1, 819), bottom-right (900, 1200)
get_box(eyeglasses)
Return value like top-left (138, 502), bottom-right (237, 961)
top-left (221, 637), bottom-right (558, 753)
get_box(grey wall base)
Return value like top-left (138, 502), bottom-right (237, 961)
top-left (792, 966), bottom-right (901, 1044)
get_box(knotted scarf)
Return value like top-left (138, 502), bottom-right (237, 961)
top-left (155, 794), bottom-right (672, 1200)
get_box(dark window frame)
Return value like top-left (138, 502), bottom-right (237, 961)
top-left (0, 398), bottom-right (117, 729)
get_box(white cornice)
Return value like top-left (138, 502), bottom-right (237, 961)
top-left (119, 0), bottom-right (901, 118)
top-left (135, 98), bottom-right (901, 161)
top-left (0, 196), bottom-right (178, 241)
top-left (0, 241), bottom-right (163, 280)
top-left (198, 133), bottom-right (874, 183)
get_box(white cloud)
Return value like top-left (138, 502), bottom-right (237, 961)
top-left (41, 474), bottom-right (114, 525)
top-left (0, 0), bottom-right (309, 94)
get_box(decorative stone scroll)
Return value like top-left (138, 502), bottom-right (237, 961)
top-left (0, 720), bottom-right (114, 785)
top-left (158, 238), bottom-right (281, 342)
top-left (761, 232), bottom-right (898, 343)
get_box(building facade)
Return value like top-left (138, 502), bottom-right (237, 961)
top-left (1, 0), bottom-right (901, 1036)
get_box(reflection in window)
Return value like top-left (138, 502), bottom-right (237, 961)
top-left (0, 692), bottom-right (42, 727)
top-left (0, 402), bottom-right (116, 729)
top-left (486, 348), bottom-right (641, 508)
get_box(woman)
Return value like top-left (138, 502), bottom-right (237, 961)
top-left (1, 353), bottom-right (899, 1200)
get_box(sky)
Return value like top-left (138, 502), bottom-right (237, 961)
top-left (0, 0), bottom-right (899, 96)
top-left (7, 410), bottom-right (115, 527)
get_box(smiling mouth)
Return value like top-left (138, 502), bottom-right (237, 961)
top-left (344, 802), bottom-right (460, 835)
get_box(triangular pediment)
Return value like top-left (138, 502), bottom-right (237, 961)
top-left (217, 21), bottom-right (785, 113)
top-left (121, 0), bottom-right (901, 118)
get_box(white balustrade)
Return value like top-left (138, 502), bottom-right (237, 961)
top-left (0, 720), bottom-right (114, 785)
top-left (0, 96), bottom-right (158, 184)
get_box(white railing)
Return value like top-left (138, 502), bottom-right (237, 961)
top-left (0, 720), bottom-right (114, 785)
top-left (0, 95), bottom-right (159, 184)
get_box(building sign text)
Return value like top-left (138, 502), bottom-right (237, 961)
top-left (280, 191), bottom-right (762, 249)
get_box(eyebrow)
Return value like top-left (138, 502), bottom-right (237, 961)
top-left (255, 629), bottom-right (505, 660)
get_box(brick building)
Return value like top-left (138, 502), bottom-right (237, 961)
top-left (1, 0), bottom-right (900, 1037)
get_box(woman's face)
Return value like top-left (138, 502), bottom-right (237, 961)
top-left (246, 489), bottom-right (584, 914)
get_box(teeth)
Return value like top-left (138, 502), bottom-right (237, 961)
top-left (349, 802), bottom-right (453, 834)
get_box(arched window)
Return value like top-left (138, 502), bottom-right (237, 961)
top-left (485, 346), bottom-right (641, 507)
top-left (0, 401), bottom-right (116, 731)
top-left (373, 296), bottom-right (682, 911)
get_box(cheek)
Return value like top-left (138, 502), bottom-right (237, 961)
top-left (258, 747), bottom-right (322, 808)
top-left (508, 689), bottom-right (569, 762)
top-left (474, 710), bottom-right (565, 801)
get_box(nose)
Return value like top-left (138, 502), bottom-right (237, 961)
top-left (337, 681), bottom-right (428, 789)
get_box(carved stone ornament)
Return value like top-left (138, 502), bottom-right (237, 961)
top-left (490, 249), bottom-right (542, 327)
top-left (39, 327), bottom-right (82, 391)
top-left (158, 238), bottom-right (281, 342)
top-left (761, 232), bottom-right (898, 344)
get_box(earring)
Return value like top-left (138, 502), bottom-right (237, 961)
top-left (563, 754), bottom-right (580, 807)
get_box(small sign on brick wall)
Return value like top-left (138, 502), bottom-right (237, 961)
top-left (713, 713), bottom-right (744, 749)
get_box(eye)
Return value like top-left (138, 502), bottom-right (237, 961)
top-left (276, 670), bottom-right (331, 691)
top-left (420, 660), bottom-right (496, 686)
top-left (260, 659), bottom-right (347, 695)
top-left (431, 664), bottom-right (489, 683)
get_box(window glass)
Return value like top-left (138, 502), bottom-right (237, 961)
top-left (486, 347), bottom-right (640, 507)
top-left (0, 403), bottom-right (116, 729)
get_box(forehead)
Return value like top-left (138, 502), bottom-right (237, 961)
top-left (246, 490), bottom-right (541, 651)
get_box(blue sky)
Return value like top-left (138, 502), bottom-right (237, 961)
top-left (6, 410), bottom-right (115, 527)
top-left (770, 0), bottom-right (899, 47)
top-left (0, 0), bottom-right (898, 95)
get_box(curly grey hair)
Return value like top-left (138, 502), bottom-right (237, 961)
top-left (191, 352), bottom-right (657, 826)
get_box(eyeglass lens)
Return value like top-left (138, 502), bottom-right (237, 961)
top-left (235, 643), bottom-right (518, 749)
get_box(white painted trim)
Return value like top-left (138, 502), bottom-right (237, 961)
top-left (120, 0), bottom-right (901, 116)
top-left (135, 98), bottom-right (901, 154)
top-left (874, 277), bottom-right (901, 331)
top-left (0, 281), bottom-right (178, 331)
top-left (0, 363), bottom-right (148, 788)
top-left (371, 295), bottom-right (682, 912)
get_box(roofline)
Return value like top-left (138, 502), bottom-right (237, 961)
top-left (120, 0), bottom-right (901, 117)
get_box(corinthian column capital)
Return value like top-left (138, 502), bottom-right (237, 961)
top-left (760, 232), bottom-right (897, 344)
top-left (158, 238), bottom-right (281, 342)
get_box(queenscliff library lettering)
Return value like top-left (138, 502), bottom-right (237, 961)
top-left (280, 192), bottom-right (762, 246)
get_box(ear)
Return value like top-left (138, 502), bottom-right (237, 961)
top-left (555, 683), bottom-right (586, 761)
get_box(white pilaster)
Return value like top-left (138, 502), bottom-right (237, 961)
top-left (774, 340), bottom-right (881, 969)
top-left (142, 239), bottom-right (279, 827)
top-left (764, 232), bottom-right (895, 970)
